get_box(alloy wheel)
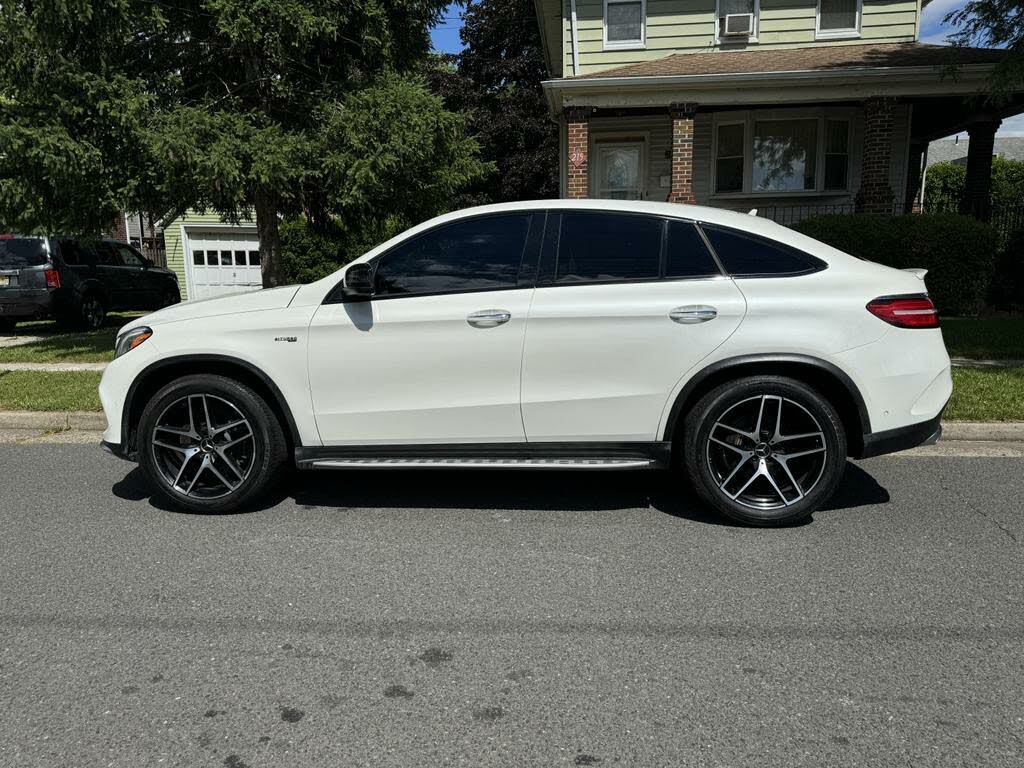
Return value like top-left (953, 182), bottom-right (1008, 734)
top-left (151, 393), bottom-right (256, 500)
top-left (705, 394), bottom-right (827, 511)
top-left (81, 297), bottom-right (105, 329)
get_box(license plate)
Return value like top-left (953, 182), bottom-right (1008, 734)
top-left (0, 276), bottom-right (9, 286)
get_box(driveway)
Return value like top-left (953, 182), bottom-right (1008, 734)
top-left (0, 445), bottom-right (1021, 767)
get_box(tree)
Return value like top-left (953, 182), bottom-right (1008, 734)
top-left (946, 0), bottom-right (1024, 100)
top-left (0, 1), bottom-right (486, 286)
top-left (430, 0), bottom-right (558, 204)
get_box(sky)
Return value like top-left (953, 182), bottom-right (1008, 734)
top-left (429, 1), bottom-right (1023, 137)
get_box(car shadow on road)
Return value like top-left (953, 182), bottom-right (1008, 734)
top-left (112, 461), bottom-right (890, 527)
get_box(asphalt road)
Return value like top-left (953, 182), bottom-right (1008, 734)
top-left (1, 444), bottom-right (1022, 767)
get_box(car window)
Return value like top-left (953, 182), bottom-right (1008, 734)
top-left (665, 221), bottom-right (721, 279)
top-left (555, 212), bottom-right (661, 283)
top-left (93, 243), bottom-right (117, 265)
top-left (114, 244), bottom-right (144, 267)
top-left (0, 236), bottom-right (47, 268)
top-left (373, 214), bottom-right (531, 297)
top-left (58, 239), bottom-right (89, 267)
top-left (701, 224), bottom-right (825, 277)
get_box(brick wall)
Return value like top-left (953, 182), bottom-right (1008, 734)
top-left (856, 97), bottom-right (896, 214)
top-left (566, 107), bottom-right (591, 199)
top-left (669, 104), bottom-right (697, 204)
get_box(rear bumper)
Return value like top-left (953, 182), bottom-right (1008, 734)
top-left (857, 410), bottom-right (943, 459)
top-left (0, 291), bottom-right (54, 318)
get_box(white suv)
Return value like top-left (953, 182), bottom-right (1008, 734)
top-left (99, 201), bottom-right (951, 525)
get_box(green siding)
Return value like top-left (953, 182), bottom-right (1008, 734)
top-left (564, 0), bottom-right (920, 76)
top-left (162, 210), bottom-right (254, 300)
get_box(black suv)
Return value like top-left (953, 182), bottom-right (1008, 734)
top-left (0, 235), bottom-right (180, 331)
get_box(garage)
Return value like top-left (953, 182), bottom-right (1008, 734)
top-left (183, 229), bottom-right (263, 300)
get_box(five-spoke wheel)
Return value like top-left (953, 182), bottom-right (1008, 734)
top-left (684, 376), bottom-right (847, 526)
top-left (139, 374), bottom-right (287, 513)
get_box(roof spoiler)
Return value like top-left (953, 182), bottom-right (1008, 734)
top-left (902, 267), bottom-right (928, 280)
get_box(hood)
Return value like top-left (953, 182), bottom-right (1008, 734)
top-left (121, 285), bottom-right (300, 333)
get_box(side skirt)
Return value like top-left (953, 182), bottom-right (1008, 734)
top-left (294, 442), bottom-right (672, 471)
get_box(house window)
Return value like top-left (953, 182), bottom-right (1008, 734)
top-left (717, 0), bottom-right (759, 42)
top-left (604, 0), bottom-right (645, 49)
top-left (714, 123), bottom-right (745, 194)
top-left (752, 119), bottom-right (818, 193)
top-left (712, 111), bottom-right (853, 196)
top-left (817, 0), bottom-right (860, 38)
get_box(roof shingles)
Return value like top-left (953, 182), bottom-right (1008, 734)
top-left (576, 43), bottom-right (1008, 80)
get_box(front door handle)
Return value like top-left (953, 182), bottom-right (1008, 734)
top-left (669, 305), bottom-right (717, 324)
top-left (467, 309), bottom-right (511, 328)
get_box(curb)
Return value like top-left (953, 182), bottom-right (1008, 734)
top-left (0, 412), bottom-right (1022, 442)
top-left (0, 411), bottom-right (107, 431)
top-left (0, 362), bottom-right (108, 372)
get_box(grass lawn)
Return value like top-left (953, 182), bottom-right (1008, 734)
top-left (0, 313), bottom-right (143, 364)
top-left (942, 317), bottom-right (1024, 360)
top-left (0, 370), bottom-right (103, 411)
top-left (947, 367), bottom-right (1024, 421)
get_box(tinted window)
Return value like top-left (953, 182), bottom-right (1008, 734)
top-left (702, 225), bottom-right (824, 277)
top-left (374, 214), bottom-right (531, 297)
top-left (556, 212), bottom-right (661, 283)
top-left (665, 221), bottom-right (721, 278)
top-left (114, 244), bottom-right (144, 267)
top-left (94, 243), bottom-right (117, 265)
top-left (58, 239), bottom-right (87, 266)
top-left (0, 237), bottom-right (47, 268)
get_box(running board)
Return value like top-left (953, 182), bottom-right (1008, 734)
top-left (294, 442), bottom-right (670, 471)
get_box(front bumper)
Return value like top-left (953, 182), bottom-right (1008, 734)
top-left (101, 440), bottom-right (134, 462)
top-left (857, 410), bottom-right (943, 459)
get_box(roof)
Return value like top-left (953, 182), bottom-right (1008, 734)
top-left (575, 42), bottom-right (1008, 80)
top-left (927, 137), bottom-right (1024, 167)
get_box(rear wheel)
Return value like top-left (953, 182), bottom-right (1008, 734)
top-left (683, 376), bottom-right (847, 526)
top-left (138, 374), bottom-right (287, 513)
top-left (159, 286), bottom-right (180, 308)
top-left (63, 293), bottom-right (106, 330)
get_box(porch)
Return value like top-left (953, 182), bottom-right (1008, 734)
top-left (548, 43), bottom-right (1024, 224)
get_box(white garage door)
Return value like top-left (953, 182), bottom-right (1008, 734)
top-left (186, 230), bottom-right (263, 300)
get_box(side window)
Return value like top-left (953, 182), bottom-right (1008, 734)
top-left (702, 224), bottom-right (825, 277)
top-left (94, 243), bottom-right (117, 265)
top-left (59, 239), bottom-right (85, 266)
top-left (665, 221), bottom-right (721, 279)
top-left (114, 244), bottom-right (144, 267)
top-left (373, 214), bottom-right (531, 297)
top-left (556, 212), bottom-right (661, 283)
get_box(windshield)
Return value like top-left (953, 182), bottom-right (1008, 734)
top-left (0, 236), bottom-right (47, 268)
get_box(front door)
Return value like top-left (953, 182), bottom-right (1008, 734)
top-left (521, 212), bottom-right (748, 442)
top-left (308, 212), bottom-right (542, 446)
top-left (595, 141), bottom-right (645, 200)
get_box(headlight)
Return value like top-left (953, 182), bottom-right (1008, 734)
top-left (114, 327), bottom-right (153, 359)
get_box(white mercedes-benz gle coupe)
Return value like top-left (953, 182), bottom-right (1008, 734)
top-left (99, 200), bottom-right (951, 525)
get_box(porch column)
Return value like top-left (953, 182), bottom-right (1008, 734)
top-left (668, 103), bottom-right (697, 204)
top-left (855, 97), bottom-right (896, 215)
top-left (904, 141), bottom-right (925, 214)
top-left (959, 115), bottom-right (1001, 221)
top-left (565, 107), bottom-right (592, 199)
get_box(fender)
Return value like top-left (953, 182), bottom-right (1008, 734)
top-left (120, 353), bottom-right (302, 448)
top-left (661, 353), bottom-right (871, 443)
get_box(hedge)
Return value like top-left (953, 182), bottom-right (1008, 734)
top-left (794, 213), bottom-right (997, 316)
top-left (924, 157), bottom-right (1024, 214)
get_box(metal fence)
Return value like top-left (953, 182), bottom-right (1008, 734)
top-left (755, 203), bottom-right (857, 226)
top-left (991, 204), bottom-right (1024, 249)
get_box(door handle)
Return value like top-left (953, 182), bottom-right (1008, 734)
top-left (467, 309), bottom-right (511, 328)
top-left (669, 305), bottom-right (717, 324)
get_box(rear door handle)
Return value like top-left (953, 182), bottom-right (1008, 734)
top-left (467, 309), bottom-right (511, 328)
top-left (669, 305), bottom-right (717, 324)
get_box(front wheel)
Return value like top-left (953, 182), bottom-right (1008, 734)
top-left (138, 374), bottom-right (287, 513)
top-left (0, 317), bottom-right (16, 332)
top-left (683, 376), bottom-right (847, 526)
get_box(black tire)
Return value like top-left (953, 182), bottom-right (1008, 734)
top-left (67, 293), bottom-right (106, 330)
top-left (138, 374), bottom-right (287, 513)
top-left (682, 376), bottom-right (847, 527)
top-left (0, 318), bottom-right (16, 332)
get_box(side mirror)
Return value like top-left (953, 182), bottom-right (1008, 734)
top-left (342, 263), bottom-right (373, 299)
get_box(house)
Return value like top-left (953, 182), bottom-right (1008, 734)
top-left (926, 136), bottom-right (1024, 169)
top-left (532, 1), bottom-right (1024, 221)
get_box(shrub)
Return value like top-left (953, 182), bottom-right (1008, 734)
top-left (794, 213), bottom-right (998, 316)
top-left (924, 157), bottom-right (1024, 214)
top-left (279, 218), bottom-right (350, 285)
top-left (989, 228), bottom-right (1024, 311)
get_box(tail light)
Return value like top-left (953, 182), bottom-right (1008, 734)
top-left (44, 268), bottom-right (62, 289)
top-left (866, 295), bottom-right (939, 329)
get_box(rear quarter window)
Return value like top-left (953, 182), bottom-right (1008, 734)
top-left (0, 237), bottom-right (47, 268)
top-left (701, 224), bottom-right (825, 277)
